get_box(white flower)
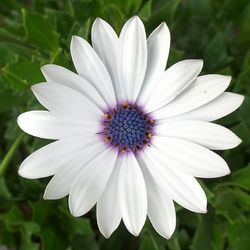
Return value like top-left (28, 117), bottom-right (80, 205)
top-left (17, 16), bottom-right (244, 239)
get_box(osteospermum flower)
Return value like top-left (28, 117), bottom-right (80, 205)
top-left (17, 16), bottom-right (244, 238)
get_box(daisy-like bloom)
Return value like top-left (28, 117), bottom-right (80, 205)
top-left (17, 16), bottom-right (244, 239)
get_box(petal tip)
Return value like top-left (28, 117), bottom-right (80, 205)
top-left (17, 114), bottom-right (23, 128)
top-left (43, 192), bottom-right (50, 200)
top-left (94, 17), bottom-right (105, 24)
top-left (239, 94), bottom-right (245, 105)
top-left (18, 168), bottom-right (24, 177)
top-left (230, 134), bottom-right (242, 149)
top-left (158, 22), bottom-right (168, 31)
top-left (130, 230), bottom-right (140, 237)
top-left (220, 75), bottom-right (232, 86)
top-left (69, 197), bottom-right (83, 217)
top-left (100, 230), bottom-right (112, 239)
top-left (40, 64), bottom-right (55, 74)
top-left (126, 224), bottom-right (143, 237)
top-left (236, 137), bottom-right (243, 146)
top-left (200, 207), bottom-right (207, 214)
top-left (196, 59), bottom-right (204, 67)
top-left (93, 17), bottom-right (103, 28)
top-left (71, 35), bottom-right (81, 47)
top-left (69, 206), bottom-right (81, 217)
top-left (30, 83), bottom-right (40, 93)
top-left (154, 22), bottom-right (170, 38)
top-left (128, 15), bottom-right (143, 26)
top-left (18, 167), bottom-right (29, 179)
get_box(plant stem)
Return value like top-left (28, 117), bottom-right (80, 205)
top-left (0, 133), bottom-right (24, 176)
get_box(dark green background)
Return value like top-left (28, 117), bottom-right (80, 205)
top-left (0, 0), bottom-right (250, 249)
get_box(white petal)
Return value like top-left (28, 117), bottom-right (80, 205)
top-left (18, 136), bottom-right (97, 179)
top-left (138, 22), bottom-right (170, 103)
top-left (118, 154), bottom-right (147, 236)
top-left (41, 64), bottom-right (107, 110)
top-left (69, 148), bottom-right (117, 217)
top-left (31, 82), bottom-right (102, 124)
top-left (44, 140), bottom-right (106, 199)
top-left (97, 157), bottom-right (122, 238)
top-left (17, 111), bottom-right (94, 140)
top-left (152, 136), bottom-right (230, 178)
top-left (171, 92), bottom-right (244, 121)
top-left (140, 148), bottom-right (207, 213)
top-left (138, 158), bottom-right (176, 239)
top-left (70, 35), bottom-right (116, 105)
top-left (154, 74), bottom-right (231, 119)
top-left (117, 16), bottom-right (147, 101)
top-left (144, 59), bottom-right (203, 112)
top-left (91, 18), bottom-right (120, 100)
top-left (156, 120), bottom-right (241, 150)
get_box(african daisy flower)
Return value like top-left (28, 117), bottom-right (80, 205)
top-left (17, 16), bottom-right (244, 238)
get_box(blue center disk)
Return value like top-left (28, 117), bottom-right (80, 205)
top-left (107, 107), bottom-right (147, 150)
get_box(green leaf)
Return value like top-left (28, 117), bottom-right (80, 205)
top-left (167, 48), bottom-right (185, 66)
top-left (139, 233), bottom-right (159, 250)
top-left (213, 187), bottom-right (250, 223)
top-left (191, 213), bottom-right (227, 250)
top-left (138, 0), bottom-right (152, 21)
top-left (204, 32), bottom-right (233, 71)
top-left (228, 219), bottom-right (250, 250)
top-left (190, 215), bottom-right (213, 250)
top-left (0, 91), bottom-right (27, 110)
top-left (0, 177), bottom-right (12, 199)
top-left (2, 58), bottom-right (44, 89)
top-left (232, 165), bottom-right (250, 190)
top-left (101, 4), bottom-right (125, 33)
top-left (58, 204), bottom-right (94, 237)
top-left (0, 206), bottom-right (40, 250)
top-left (148, 0), bottom-right (180, 28)
top-left (41, 226), bottom-right (67, 250)
top-left (22, 9), bottom-right (60, 52)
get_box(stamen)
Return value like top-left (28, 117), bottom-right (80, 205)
top-left (104, 113), bottom-right (111, 119)
top-left (146, 132), bottom-right (152, 138)
top-left (104, 136), bottom-right (111, 142)
top-left (148, 119), bottom-right (154, 125)
top-left (123, 101), bottom-right (129, 109)
top-left (121, 146), bottom-right (127, 153)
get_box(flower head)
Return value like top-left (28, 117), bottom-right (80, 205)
top-left (17, 16), bottom-right (244, 238)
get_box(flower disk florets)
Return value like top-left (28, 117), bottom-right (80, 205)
top-left (101, 102), bottom-right (154, 153)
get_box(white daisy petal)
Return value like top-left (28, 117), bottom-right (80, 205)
top-left (138, 158), bottom-right (176, 239)
top-left (97, 157), bottom-right (122, 238)
top-left (118, 154), bottom-right (147, 236)
top-left (31, 82), bottom-right (102, 123)
top-left (44, 141), bottom-right (106, 200)
top-left (152, 136), bottom-right (230, 178)
top-left (172, 92), bottom-right (244, 122)
top-left (117, 16), bottom-right (147, 101)
top-left (154, 74), bottom-right (231, 119)
top-left (69, 148), bottom-right (118, 217)
top-left (70, 35), bottom-right (116, 105)
top-left (91, 18), bottom-right (120, 100)
top-left (140, 149), bottom-right (207, 213)
top-left (138, 22), bottom-right (170, 103)
top-left (18, 136), bottom-right (97, 179)
top-left (41, 64), bottom-right (106, 110)
top-left (144, 59), bottom-right (203, 112)
top-left (17, 111), bottom-right (95, 140)
top-left (156, 120), bottom-right (241, 150)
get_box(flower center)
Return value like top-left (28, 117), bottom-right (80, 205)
top-left (100, 102), bottom-right (154, 153)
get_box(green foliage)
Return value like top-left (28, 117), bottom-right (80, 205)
top-left (0, 0), bottom-right (249, 249)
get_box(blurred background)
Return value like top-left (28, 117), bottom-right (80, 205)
top-left (0, 0), bottom-right (249, 249)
